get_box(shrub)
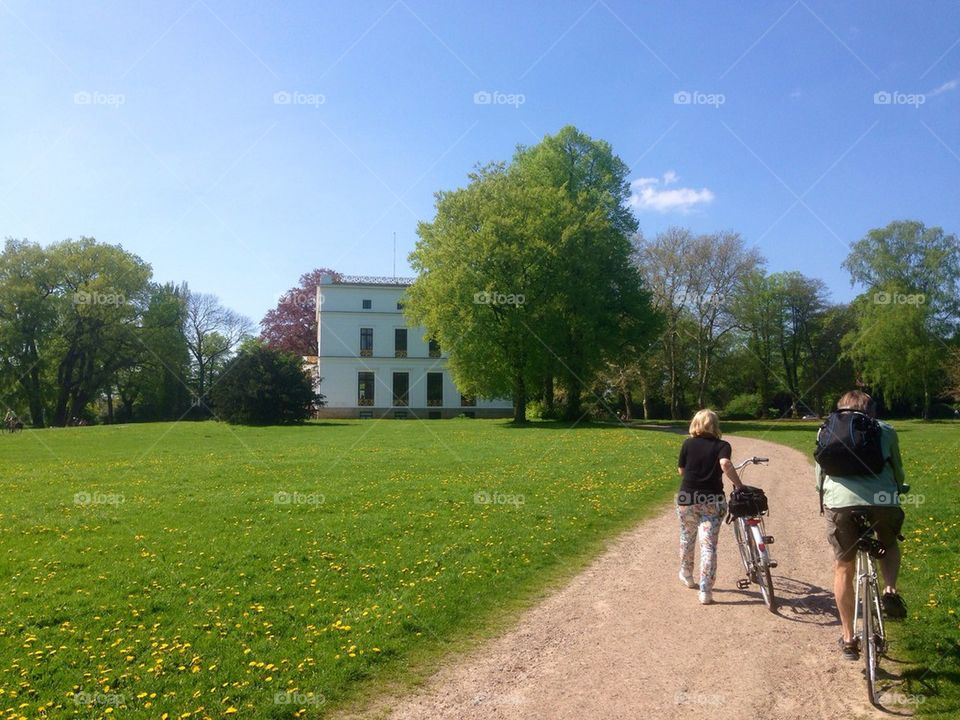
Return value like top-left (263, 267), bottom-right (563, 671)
top-left (210, 344), bottom-right (318, 425)
top-left (724, 392), bottom-right (763, 420)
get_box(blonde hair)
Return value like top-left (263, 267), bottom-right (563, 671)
top-left (689, 409), bottom-right (721, 439)
top-left (838, 390), bottom-right (875, 415)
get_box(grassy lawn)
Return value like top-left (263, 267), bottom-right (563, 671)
top-left (0, 419), bottom-right (681, 719)
top-left (724, 419), bottom-right (960, 717)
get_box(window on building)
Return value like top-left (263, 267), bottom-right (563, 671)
top-left (360, 327), bottom-right (373, 357)
top-left (392, 372), bottom-right (409, 407)
top-left (394, 328), bottom-right (407, 357)
top-left (396, 301), bottom-right (405, 310)
top-left (460, 393), bottom-right (476, 407)
top-left (427, 372), bottom-right (443, 407)
top-left (358, 372), bottom-right (375, 406)
top-left (428, 338), bottom-right (441, 358)
top-left (362, 299), bottom-right (372, 309)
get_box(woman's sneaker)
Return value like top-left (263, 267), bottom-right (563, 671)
top-left (882, 592), bottom-right (907, 619)
top-left (698, 590), bottom-right (713, 605)
top-left (679, 570), bottom-right (697, 589)
top-left (838, 637), bottom-right (859, 661)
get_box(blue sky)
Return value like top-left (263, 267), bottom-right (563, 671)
top-left (2, 0), bottom-right (958, 323)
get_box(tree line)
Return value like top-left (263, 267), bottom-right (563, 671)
top-left (0, 237), bottom-right (253, 426)
top-left (406, 126), bottom-right (960, 422)
top-left (4, 127), bottom-right (958, 426)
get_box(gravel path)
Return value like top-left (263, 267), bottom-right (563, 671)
top-left (339, 435), bottom-right (909, 720)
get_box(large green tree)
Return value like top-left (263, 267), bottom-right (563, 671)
top-left (0, 239), bottom-right (56, 426)
top-left (407, 127), bottom-right (660, 422)
top-left (842, 221), bottom-right (960, 418)
top-left (46, 238), bottom-right (153, 426)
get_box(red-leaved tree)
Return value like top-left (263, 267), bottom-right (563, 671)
top-left (260, 268), bottom-right (341, 355)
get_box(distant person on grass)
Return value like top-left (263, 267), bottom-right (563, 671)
top-left (815, 390), bottom-right (908, 662)
top-left (676, 409), bottom-right (744, 605)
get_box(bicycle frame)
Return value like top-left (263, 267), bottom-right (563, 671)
top-left (730, 457), bottom-right (776, 610)
top-left (853, 539), bottom-right (887, 704)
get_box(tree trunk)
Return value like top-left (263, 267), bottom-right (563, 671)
top-left (106, 389), bottom-right (114, 424)
top-left (25, 359), bottom-right (45, 428)
top-left (512, 373), bottom-right (526, 423)
top-left (623, 390), bottom-right (633, 421)
top-left (543, 375), bottom-right (554, 417)
top-left (564, 374), bottom-right (582, 421)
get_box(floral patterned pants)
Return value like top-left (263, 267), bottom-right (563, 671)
top-left (677, 501), bottom-right (727, 592)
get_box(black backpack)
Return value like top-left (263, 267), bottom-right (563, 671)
top-left (814, 409), bottom-right (888, 512)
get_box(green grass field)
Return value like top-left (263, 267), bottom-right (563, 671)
top-left (725, 419), bottom-right (960, 717)
top-left (0, 420), bottom-right (682, 719)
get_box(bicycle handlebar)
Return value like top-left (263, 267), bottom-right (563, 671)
top-left (733, 456), bottom-right (769, 471)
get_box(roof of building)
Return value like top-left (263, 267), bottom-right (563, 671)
top-left (321, 274), bottom-right (415, 287)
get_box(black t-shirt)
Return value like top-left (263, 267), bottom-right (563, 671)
top-left (677, 435), bottom-right (732, 505)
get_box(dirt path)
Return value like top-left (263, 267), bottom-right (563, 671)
top-left (339, 435), bottom-right (907, 720)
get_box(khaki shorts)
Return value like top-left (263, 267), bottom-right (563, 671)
top-left (825, 506), bottom-right (905, 562)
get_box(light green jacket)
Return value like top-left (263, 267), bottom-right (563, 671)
top-left (815, 421), bottom-right (907, 508)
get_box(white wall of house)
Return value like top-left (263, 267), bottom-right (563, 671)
top-left (315, 276), bottom-right (513, 418)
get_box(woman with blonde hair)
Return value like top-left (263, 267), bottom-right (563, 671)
top-left (676, 409), bottom-right (743, 604)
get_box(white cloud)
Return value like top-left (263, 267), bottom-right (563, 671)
top-left (929, 78), bottom-right (958, 97)
top-left (628, 171), bottom-right (714, 213)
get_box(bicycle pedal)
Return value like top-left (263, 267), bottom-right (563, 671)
top-left (764, 536), bottom-right (775, 544)
top-left (768, 561), bottom-right (778, 568)
top-left (737, 579), bottom-right (750, 589)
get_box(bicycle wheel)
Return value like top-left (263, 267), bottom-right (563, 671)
top-left (749, 526), bottom-right (776, 611)
top-left (862, 574), bottom-right (880, 706)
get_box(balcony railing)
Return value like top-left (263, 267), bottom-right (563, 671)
top-left (359, 348), bottom-right (372, 357)
top-left (394, 350), bottom-right (407, 358)
top-left (427, 398), bottom-right (443, 407)
top-left (358, 397), bottom-right (374, 406)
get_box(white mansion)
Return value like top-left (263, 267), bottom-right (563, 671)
top-left (312, 275), bottom-right (513, 419)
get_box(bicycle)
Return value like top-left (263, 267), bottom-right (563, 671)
top-left (727, 456), bottom-right (777, 612)
top-left (851, 509), bottom-right (900, 706)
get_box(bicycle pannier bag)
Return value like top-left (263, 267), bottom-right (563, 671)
top-left (728, 485), bottom-right (768, 518)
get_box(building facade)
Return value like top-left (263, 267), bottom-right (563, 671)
top-left (314, 275), bottom-right (513, 419)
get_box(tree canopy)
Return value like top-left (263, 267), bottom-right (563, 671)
top-left (406, 126), bottom-right (661, 422)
